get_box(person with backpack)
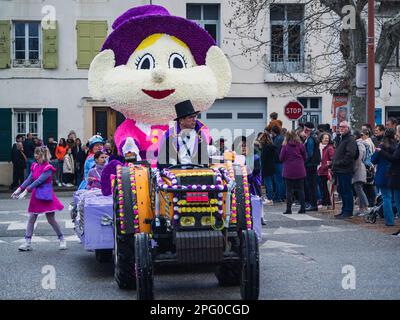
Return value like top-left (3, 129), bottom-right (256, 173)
top-left (331, 121), bottom-right (358, 218)
top-left (352, 130), bottom-right (369, 216)
top-left (302, 122), bottom-right (321, 212)
top-left (360, 128), bottom-right (376, 207)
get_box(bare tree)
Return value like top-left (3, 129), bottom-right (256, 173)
top-left (226, 0), bottom-right (400, 128)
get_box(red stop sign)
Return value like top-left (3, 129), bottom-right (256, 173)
top-left (284, 101), bottom-right (304, 120)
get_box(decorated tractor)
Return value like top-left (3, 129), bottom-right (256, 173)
top-left (112, 160), bottom-right (259, 300)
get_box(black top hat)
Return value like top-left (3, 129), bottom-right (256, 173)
top-left (174, 100), bottom-right (200, 121)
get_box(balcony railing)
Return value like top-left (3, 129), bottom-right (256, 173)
top-left (270, 54), bottom-right (304, 73)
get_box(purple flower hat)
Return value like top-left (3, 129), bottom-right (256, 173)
top-left (102, 5), bottom-right (216, 67)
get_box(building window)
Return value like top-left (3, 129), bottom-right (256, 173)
top-left (270, 4), bottom-right (304, 73)
top-left (13, 109), bottom-right (42, 142)
top-left (206, 113), bottom-right (232, 119)
top-left (186, 4), bottom-right (220, 45)
top-left (13, 22), bottom-right (41, 68)
top-left (297, 97), bottom-right (322, 126)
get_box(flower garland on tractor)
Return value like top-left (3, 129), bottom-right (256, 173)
top-left (224, 161), bottom-right (252, 230)
top-left (116, 163), bottom-right (140, 235)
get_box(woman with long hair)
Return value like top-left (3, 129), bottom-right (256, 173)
top-left (11, 146), bottom-right (65, 251)
top-left (279, 130), bottom-right (307, 214)
top-left (259, 132), bottom-right (278, 205)
top-left (317, 132), bottom-right (334, 207)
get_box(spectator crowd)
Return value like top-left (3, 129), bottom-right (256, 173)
top-left (254, 113), bottom-right (400, 228)
top-left (10, 130), bottom-right (113, 190)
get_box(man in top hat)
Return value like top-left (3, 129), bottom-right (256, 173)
top-left (157, 100), bottom-right (218, 168)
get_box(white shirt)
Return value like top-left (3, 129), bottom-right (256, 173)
top-left (169, 128), bottom-right (219, 165)
top-left (177, 129), bottom-right (197, 164)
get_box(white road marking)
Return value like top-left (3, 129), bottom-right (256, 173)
top-left (272, 227), bottom-right (311, 235)
top-left (0, 221), bottom-right (20, 225)
top-left (7, 222), bottom-right (32, 231)
top-left (0, 210), bottom-right (27, 215)
top-left (283, 213), bottom-right (321, 221)
top-left (0, 239), bottom-right (7, 244)
top-left (13, 236), bottom-right (50, 243)
top-left (63, 235), bottom-right (80, 242)
top-left (317, 225), bottom-right (349, 232)
top-left (260, 240), bottom-right (305, 250)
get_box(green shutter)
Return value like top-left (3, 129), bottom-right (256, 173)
top-left (42, 108), bottom-right (58, 143)
top-left (42, 20), bottom-right (58, 69)
top-left (0, 21), bottom-right (11, 69)
top-left (0, 108), bottom-right (12, 161)
top-left (77, 20), bottom-right (108, 69)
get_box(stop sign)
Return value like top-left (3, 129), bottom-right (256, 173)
top-left (284, 101), bottom-right (304, 120)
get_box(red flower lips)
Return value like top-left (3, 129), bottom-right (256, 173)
top-left (142, 89), bottom-right (175, 99)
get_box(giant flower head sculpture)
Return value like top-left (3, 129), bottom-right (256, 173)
top-left (88, 4), bottom-right (231, 165)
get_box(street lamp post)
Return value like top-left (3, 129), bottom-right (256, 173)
top-left (367, 0), bottom-right (375, 126)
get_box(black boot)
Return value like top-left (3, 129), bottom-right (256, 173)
top-left (298, 205), bottom-right (306, 213)
top-left (283, 205), bottom-right (292, 214)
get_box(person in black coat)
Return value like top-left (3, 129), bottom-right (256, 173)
top-left (375, 125), bottom-right (400, 221)
top-left (259, 132), bottom-right (278, 203)
top-left (72, 138), bottom-right (87, 187)
top-left (10, 141), bottom-right (27, 190)
top-left (331, 121), bottom-right (358, 218)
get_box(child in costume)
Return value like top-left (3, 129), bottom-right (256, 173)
top-left (87, 151), bottom-right (107, 190)
top-left (11, 146), bottom-right (66, 251)
top-left (78, 135), bottom-right (104, 190)
top-left (88, 4), bottom-right (231, 170)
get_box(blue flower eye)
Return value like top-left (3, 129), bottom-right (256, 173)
top-left (136, 54), bottom-right (155, 70)
top-left (169, 53), bottom-right (187, 69)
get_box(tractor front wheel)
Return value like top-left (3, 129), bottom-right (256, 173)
top-left (135, 233), bottom-right (154, 300)
top-left (240, 230), bottom-right (259, 300)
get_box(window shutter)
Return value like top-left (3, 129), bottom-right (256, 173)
top-left (42, 20), bottom-right (58, 69)
top-left (77, 20), bottom-right (108, 69)
top-left (0, 108), bottom-right (12, 161)
top-left (42, 108), bottom-right (58, 143)
top-left (0, 21), bottom-right (11, 69)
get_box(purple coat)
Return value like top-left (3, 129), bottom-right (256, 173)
top-left (279, 142), bottom-right (307, 180)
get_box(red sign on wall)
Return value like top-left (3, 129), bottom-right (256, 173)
top-left (284, 101), bottom-right (304, 120)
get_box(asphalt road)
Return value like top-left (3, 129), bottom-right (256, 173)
top-left (0, 194), bottom-right (400, 300)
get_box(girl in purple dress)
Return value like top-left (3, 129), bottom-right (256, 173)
top-left (11, 146), bottom-right (66, 251)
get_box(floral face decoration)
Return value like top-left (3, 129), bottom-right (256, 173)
top-left (88, 5), bottom-right (232, 125)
